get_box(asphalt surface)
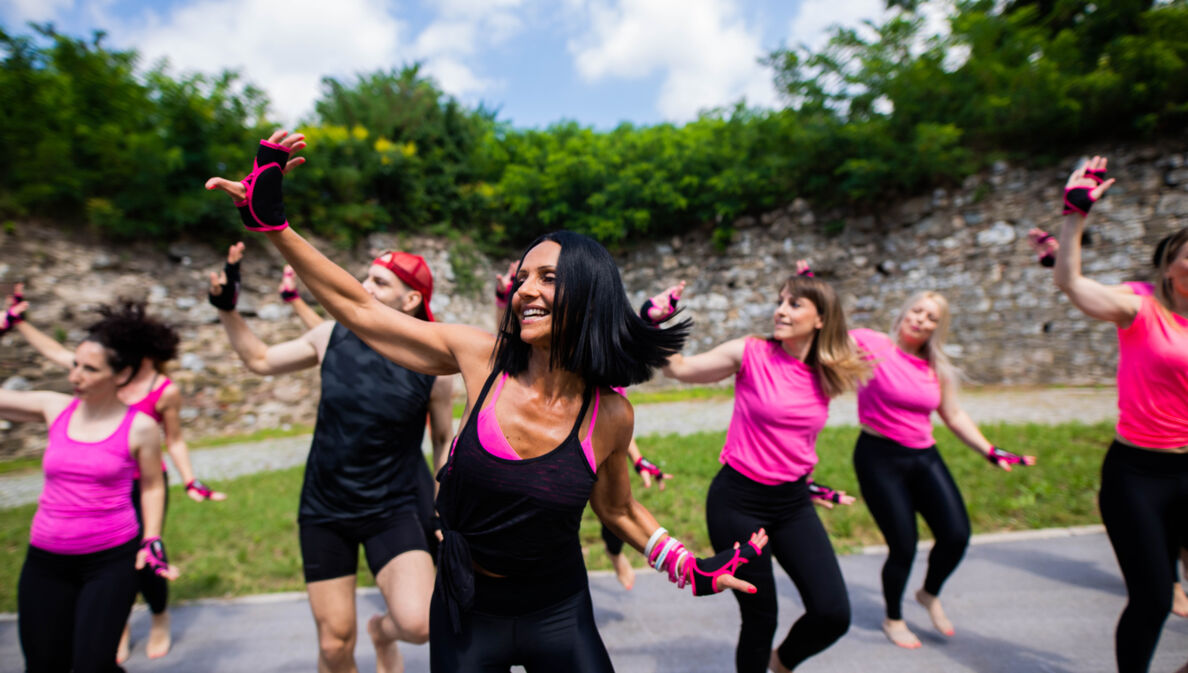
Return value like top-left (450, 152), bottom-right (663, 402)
top-left (4, 529), bottom-right (1185, 673)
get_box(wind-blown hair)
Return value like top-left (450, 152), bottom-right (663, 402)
top-left (1153, 227), bottom-right (1188, 314)
top-left (85, 300), bottom-right (180, 381)
top-left (890, 290), bottom-right (957, 385)
top-left (778, 275), bottom-right (869, 398)
top-left (492, 231), bottom-right (691, 388)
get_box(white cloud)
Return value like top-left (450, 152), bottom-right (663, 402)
top-left (90, 0), bottom-right (407, 125)
top-left (567, 0), bottom-right (779, 122)
top-left (786, 0), bottom-right (885, 53)
top-left (2, 0), bottom-right (75, 25)
top-left (409, 0), bottom-right (528, 99)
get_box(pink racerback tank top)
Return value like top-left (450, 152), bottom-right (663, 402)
top-left (30, 400), bottom-right (142, 554)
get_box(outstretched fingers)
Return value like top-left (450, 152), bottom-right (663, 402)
top-left (209, 271), bottom-right (227, 295)
top-left (205, 177), bottom-right (246, 201)
top-left (1091, 177), bottom-right (1115, 201)
top-left (227, 241), bottom-right (245, 264)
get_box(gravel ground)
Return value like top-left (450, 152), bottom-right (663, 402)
top-left (0, 387), bottom-right (1119, 510)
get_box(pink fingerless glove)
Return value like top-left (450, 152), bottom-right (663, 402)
top-left (633, 456), bottom-right (668, 480)
top-left (186, 479), bottom-right (215, 499)
top-left (807, 479), bottom-right (842, 504)
top-left (140, 536), bottom-right (171, 577)
top-left (237, 140), bottom-right (291, 232)
top-left (639, 290), bottom-right (680, 325)
top-left (987, 446), bottom-right (1026, 467)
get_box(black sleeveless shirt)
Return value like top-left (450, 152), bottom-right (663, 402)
top-left (298, 323), bottom-right (436, 524)
top-left (436, 370), bottom-right (597, 578)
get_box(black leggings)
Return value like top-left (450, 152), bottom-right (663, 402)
top-left (18, 538), bottom-right (140, 673)
top-left (706, 465), bottom-right (850, 673)
top-left (1099, 441), bottom-right (1188, 673)
top-left (130, 471), bottom-right (169, 614)
top-left (852, 433), bottom-right (971, 620)
top-left (429, 584), bottom-right (613, 672)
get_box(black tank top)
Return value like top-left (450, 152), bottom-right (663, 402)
top-left (436, 370), bottom-right (596, 577)
top-left (298, 323), bottom-right (436, 524)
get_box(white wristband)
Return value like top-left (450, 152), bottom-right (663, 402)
top-left (644, 526), bottom-right (668, 559)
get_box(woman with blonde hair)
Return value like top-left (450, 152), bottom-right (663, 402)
top-left (661, 270), bottom-right (868, 673)
top-left (847, 284), bottom-right (1034, 650)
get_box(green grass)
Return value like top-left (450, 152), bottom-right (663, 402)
top-left (0, 421), bottom-right (1115, 612)
top-left (188, 424), bottom-right (315, 449)
top-left (0, 456), bottom-right (41, 476)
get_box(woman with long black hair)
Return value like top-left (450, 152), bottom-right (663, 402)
top-left (205, 130), bottom-right (767, 672)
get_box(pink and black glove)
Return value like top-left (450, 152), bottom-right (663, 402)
top-left (1062, 186), bottom-right (1099, 216)
top-left (807, 479), bottom-right (843, 504)
top-left (236, 140), bottom-right (292, 232)
top-left (140, 536), bottom-right (171, 577)
top-left (1, 287), bottom-right (26, 335)
top-left (987, 446), bottom-right (1028, 468)
top-left (185, 479), bottom-right (216, 500)
top-left (639, 282), bottom-right (684, 325)
top-left (208, 260), bottom-right (241, 311)
top-left (279, 266), bottom-right (299, 303)
top-left (687, 540), bottom-right (764, 595)
top-left (633, 456), bottom-right (670, 481)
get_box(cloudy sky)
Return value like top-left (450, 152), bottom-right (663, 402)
top-left (1, 0), bottom-right (898, 128)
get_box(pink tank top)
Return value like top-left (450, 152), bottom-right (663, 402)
top-left (476, 373), bottom-right (601, 473)
top-left (1115, 296), bottom-right (1188, 449)
top-left (129, 376), bottom-right (172, 423)
top-left (1123, 281), bottom-right (1154, 296)
top-left (30, 400), bottom-right (142, 554)
top-left (852, 329), bottom-right (941, 448)
top-left (720, 338), bottom-right (829, 485)
top-left (129, 376), bottom-right (171, 475)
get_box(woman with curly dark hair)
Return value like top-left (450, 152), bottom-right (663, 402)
top-left (3, 293), bottom-right (221, 661)
top-left (0, 301), bottom-right (180, 672)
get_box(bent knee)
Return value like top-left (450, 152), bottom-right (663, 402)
top-left (398, 614), bottom-right (430, 644)
top-left (318, 629), bottom-right (356, 663)
top-left (812, 603), bottom-right (851, 640)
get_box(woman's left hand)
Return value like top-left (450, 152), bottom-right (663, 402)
top-left (205, 130), bottom-right (307, 202)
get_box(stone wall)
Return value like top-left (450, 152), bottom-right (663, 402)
top-left (2, 142), bottom-right (1186, 457)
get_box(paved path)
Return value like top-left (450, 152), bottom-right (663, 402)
top-left (3, 529), bottom-right (1185, 672)
top-left (0, 387), bottom-right (1118, 509)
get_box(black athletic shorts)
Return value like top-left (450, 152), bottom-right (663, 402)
top-left (299, 509), bottom-right (429, 583)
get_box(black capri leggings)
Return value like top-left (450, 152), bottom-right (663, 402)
top-left (429, 577), bottom-right (613, 672)
top-left (18, 537), bottom-right (139, 673)
top-left (1099, 441), bottom-right (1188, 673)
top-left (706, 464), bottom-right (850, 673)
top-left (131, 471), bottom-right (169, 614)
top-left (852, 432), bottom-right (970, 621)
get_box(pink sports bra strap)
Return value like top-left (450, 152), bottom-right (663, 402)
top-left (490, 372), bottom-right (509, 403)
top-left (579, 388), bottom-right (600, 474)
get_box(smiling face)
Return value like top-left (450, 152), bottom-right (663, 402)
top-left (67, 340), bottom-right (124, 401)
top-left (773, 288), bottom-right (824, 344)
top-left (896, 295), bottom-right (943, 353)
top-left (511, 241), bottom-right (561, 347)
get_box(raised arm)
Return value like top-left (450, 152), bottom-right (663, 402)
top-left (1053, 156), bottom-right (1140, 326)
top-left (280, 265), bottom-right (325, 329)
top-left (4, 285), bottom-right (73, 369)
top-left (205, 131), bottom-right (493, 380)
top-left (662, 337), bottom-right (746, 384)
top-left (0, 389), bottom-right (71, 424)
top-left (936, 377), bottom-right (1035, 471)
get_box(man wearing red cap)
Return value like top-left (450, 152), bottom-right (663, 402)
top-left (209, 242), bottom-right (452, 673)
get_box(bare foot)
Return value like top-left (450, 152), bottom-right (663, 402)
top-left (368, 613), bottom-right (404, 673)
top-left (1174, 583), bottom-right (1188, 618)
top-left (610, 552), bottom-right (635, 590)
top-left (768, 649), bottom-right (791, 673)
top-left (916, 589), bottom-right (954, 637)
top-left (116, 621), bottom-right (131, 664)
top-left (881, 618), bottom-right (922, 649)
top-left (147, 612), bottom-right (171, 659)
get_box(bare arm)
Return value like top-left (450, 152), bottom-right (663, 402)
top-left (130, 413), bottom-right (180, 579)
top-left (936, 377), bottom-right (1035, 470)
top-left (662, 337), bottom-right (747, 384)
top-left (216, 309), bottom-right (326, 375)
top-left (281, 264), bottom-right (325, 329)
top-left (1053, 158), bottom-right (1140, 326)
top-left (428, 375), bottom-right (455, 480)
top-left (290, 296), bottom-right (324, 329)
top-left (0, 390), bottom-right (71, 424)
top-left (15, 321), bottom-right (74, 369)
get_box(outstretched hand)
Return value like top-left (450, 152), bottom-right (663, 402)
top-left (1063, 156), bottom-right (1115, 216)
top-left (205, 130), bottom-right (306, 202)
top-left (795, 259), bottom-right (814, 277)
top-left (641, 281), bottom-right (686, 324)
top-left (279, 265), bottom-right (299, 302)
top-left (987, 446), bottom-right (1036, 472)
top-left (1, 283), bottom-right (28, 332)
top-left (705, 529), bottom-right (768, 595)
top-left (495, 261), bottom-right (520, 306)
top-left (208, 242), bottom-right (245, 298)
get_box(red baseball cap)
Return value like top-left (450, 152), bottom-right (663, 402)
top-left (372, 251), bottom-right (434, 322)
